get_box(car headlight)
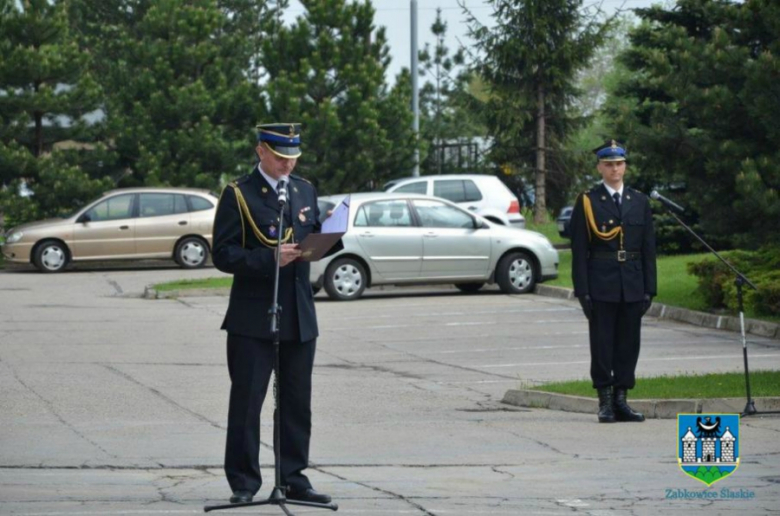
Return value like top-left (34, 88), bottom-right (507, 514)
top-left (4, 231), bottom-right (23, 244)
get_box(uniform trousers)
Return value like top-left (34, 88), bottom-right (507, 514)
top-left (224, 333), bottom-right (316, 495)
top-left (588, 299), bottom-right (644, 390)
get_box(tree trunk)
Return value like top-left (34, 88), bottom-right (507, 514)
top-left (534, 84), bottom-right (547, 224)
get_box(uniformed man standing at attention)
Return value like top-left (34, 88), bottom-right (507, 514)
top-left (569, 140), bottom-right (657, 423)
top-left (212, 123), bottom-right (337, 504)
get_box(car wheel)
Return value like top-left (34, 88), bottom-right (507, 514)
top-left (496, 251), bottom-right (536, 294)
top-left (455, 282), bottom-right (485, 293)
top-left (33, 240), bottom-right (70, 273)
top-left (175, 237), bottom-right (209, 269)
top-left (324, 258), bottom-right (367, 301)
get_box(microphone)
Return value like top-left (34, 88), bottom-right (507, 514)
top-left (650, 190), bottom-right (685, 212)
top-left (277, 176), bottom-right (289, 206)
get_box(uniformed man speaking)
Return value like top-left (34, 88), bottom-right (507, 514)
top-left (212, 123), bottom-right (336, 504)
top-left (569, 140), bottom-right (657, 423)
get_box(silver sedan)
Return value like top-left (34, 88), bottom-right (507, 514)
top-left (310, 193), bottom-right (559, 300)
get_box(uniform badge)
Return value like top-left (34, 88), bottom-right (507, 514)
top-left (298, 206), bottom-right (311, 223)
top-left (293, 186), bottom-right (299, 193)
top-left (601, 195), bottom-right (607, 201)
top-left (299, 213), bottom-right (306, 222)
top-left (678, 413), bottom-right (740, 486)
top-left (268, 225), bottom-right (277, 237)
top-left (262, 187), bottom-right (268, 193)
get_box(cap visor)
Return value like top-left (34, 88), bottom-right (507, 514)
top-left (265, 143), bottom-right (301, 159)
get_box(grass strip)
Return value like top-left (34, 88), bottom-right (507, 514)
top-left (154, 276), bottom-right (233, 292)
top-left (532, 371), bottom-right (780, 399)
top-left (549, 251), bottom-right (779, 322)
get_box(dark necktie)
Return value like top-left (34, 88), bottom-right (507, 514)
top-left (613, 192), bottom-right (622, 214)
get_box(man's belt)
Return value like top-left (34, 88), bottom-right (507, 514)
top-left (589, 251), bottom-right (641, 262)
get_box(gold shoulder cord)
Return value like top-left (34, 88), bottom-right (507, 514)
top-left (220, 183), bottom-right (246, 248)
top-left (229, 183), bottom-right (293, 248)
top-left (582, 193), bottom-right (624, 249)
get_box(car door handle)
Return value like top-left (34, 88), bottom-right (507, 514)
top-left (359, 232), bottom-right (374, 238)
top-left (467, 206), bottom-right (477, 211)
top-left (119, 225), bottom-right (130, 230)
top-left (178, 221), bottom-right (188, 226)
top-left (424, 233), bottom-right (438, 238)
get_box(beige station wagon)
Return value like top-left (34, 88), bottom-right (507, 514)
top-left (1, 187), bottom-right (217, 272)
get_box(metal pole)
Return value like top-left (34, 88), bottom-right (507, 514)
top-left (411, 0), bottom-right (420, 177)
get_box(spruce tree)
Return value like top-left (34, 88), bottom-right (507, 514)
top-left (71, 0), bottom-right (268, 189)
top-left (259, 0), bottom-right (415, 193)
top-left (417, 8), bottom-right (485, 176)
top-left (464, 0), bottom-right (613, 223)
top-left (607, 0), bottom-right (780, 247)
top-left (0, 0), bottom-right (111, 226)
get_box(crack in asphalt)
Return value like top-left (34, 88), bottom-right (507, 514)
top-left (4, 363), bottom-right (117, 460)
top-left (315, 468), bottom-right (438, 516)
top-left (101, 364), bottom-right (225, 431)
top-left (103, 276), bottom-right (124, 296)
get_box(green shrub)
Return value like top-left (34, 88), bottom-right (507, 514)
top-left (688, 246), bottom-right (780, 316)
top-left (751, 270), bottom-right (780, 316)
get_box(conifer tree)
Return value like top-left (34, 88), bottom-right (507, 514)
top-left (259, 0), bottom-right (415, 193)
top-left (0, 0), bottom-right (111, 226)
top-left (71, 0), bottom-right (268, 189)
top-left (464, 0), bottom-right (612, 223)
top-left (607, 0), bottom-right (780, 247)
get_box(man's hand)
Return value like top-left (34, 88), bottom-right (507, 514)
top-left (276, 243), bottom-right (302, 267)
top-left (642, 294), bottom-right (653, 316)
top-left (578, 294), bottom-right (593, 320)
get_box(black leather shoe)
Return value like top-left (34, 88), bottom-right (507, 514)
top-left (229, 490), bottom-right (253, 504)
top-left (287, 488), bottom-right (332, 504)
top-left (614, 388), bottom-right (646, 422)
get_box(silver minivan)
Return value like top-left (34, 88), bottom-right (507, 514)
top-left (383, 174), bottom-right (525, 228)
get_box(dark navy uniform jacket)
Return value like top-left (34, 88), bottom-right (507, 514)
top-left (212, 169), bottom-right (328, 342)
top-left (570, 183), bottom-right (657, 303)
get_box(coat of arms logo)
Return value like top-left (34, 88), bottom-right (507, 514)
top-left (678, 413), bottom-right (740, 486)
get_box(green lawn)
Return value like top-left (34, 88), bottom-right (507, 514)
top-left (548, 251), bottom-right (779, 322)
top-left (155, 276), bottom-right (233, 291)
top-left (523, 210), bottom-right (568, 246)
top-left (549, 251), bottom-right (712, 312)
top-left (533, 371), bottom-right (780, 399)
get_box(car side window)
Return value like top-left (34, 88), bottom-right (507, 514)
top-left (394, 181), bottom-right (427, 194)
top-left (86, 194), bottom-right (135, 222)
top-left (174, 194), bottom-right (188, 214)
top-left (433, 180), bottom-right (467, 203)
top-left (188, 195), bottom-right (214, 212)
top-left (463, 180), bottom-right (482, 202)
top-left (139, 193), bottom-right (177, 218)
top-left (413, 199), bottom-right (475, 229)
top-left (354, 200), bottom-right (412, 227)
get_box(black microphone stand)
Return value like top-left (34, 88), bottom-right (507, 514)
top-left (205, 185), bottom-right (338, 515)
top-left (656, 204), bottom-right (775, 417)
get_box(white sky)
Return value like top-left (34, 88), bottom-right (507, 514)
top-left (285, 0), bottom-right (664, 83)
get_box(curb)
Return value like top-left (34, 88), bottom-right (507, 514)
top-left (502, 389), bottom-right (780, 418)
top-left (534, 284), bottom-right (780, 341)
top-left (143, 285), bottom-right (230, 299)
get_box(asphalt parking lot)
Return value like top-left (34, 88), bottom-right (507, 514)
top-left (1, 264), bottom-right (779, 515)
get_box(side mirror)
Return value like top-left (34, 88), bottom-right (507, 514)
top-left (478, 220), bottom-right (490, 229)
top-left (78, 213), bottom-right (92, 223)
